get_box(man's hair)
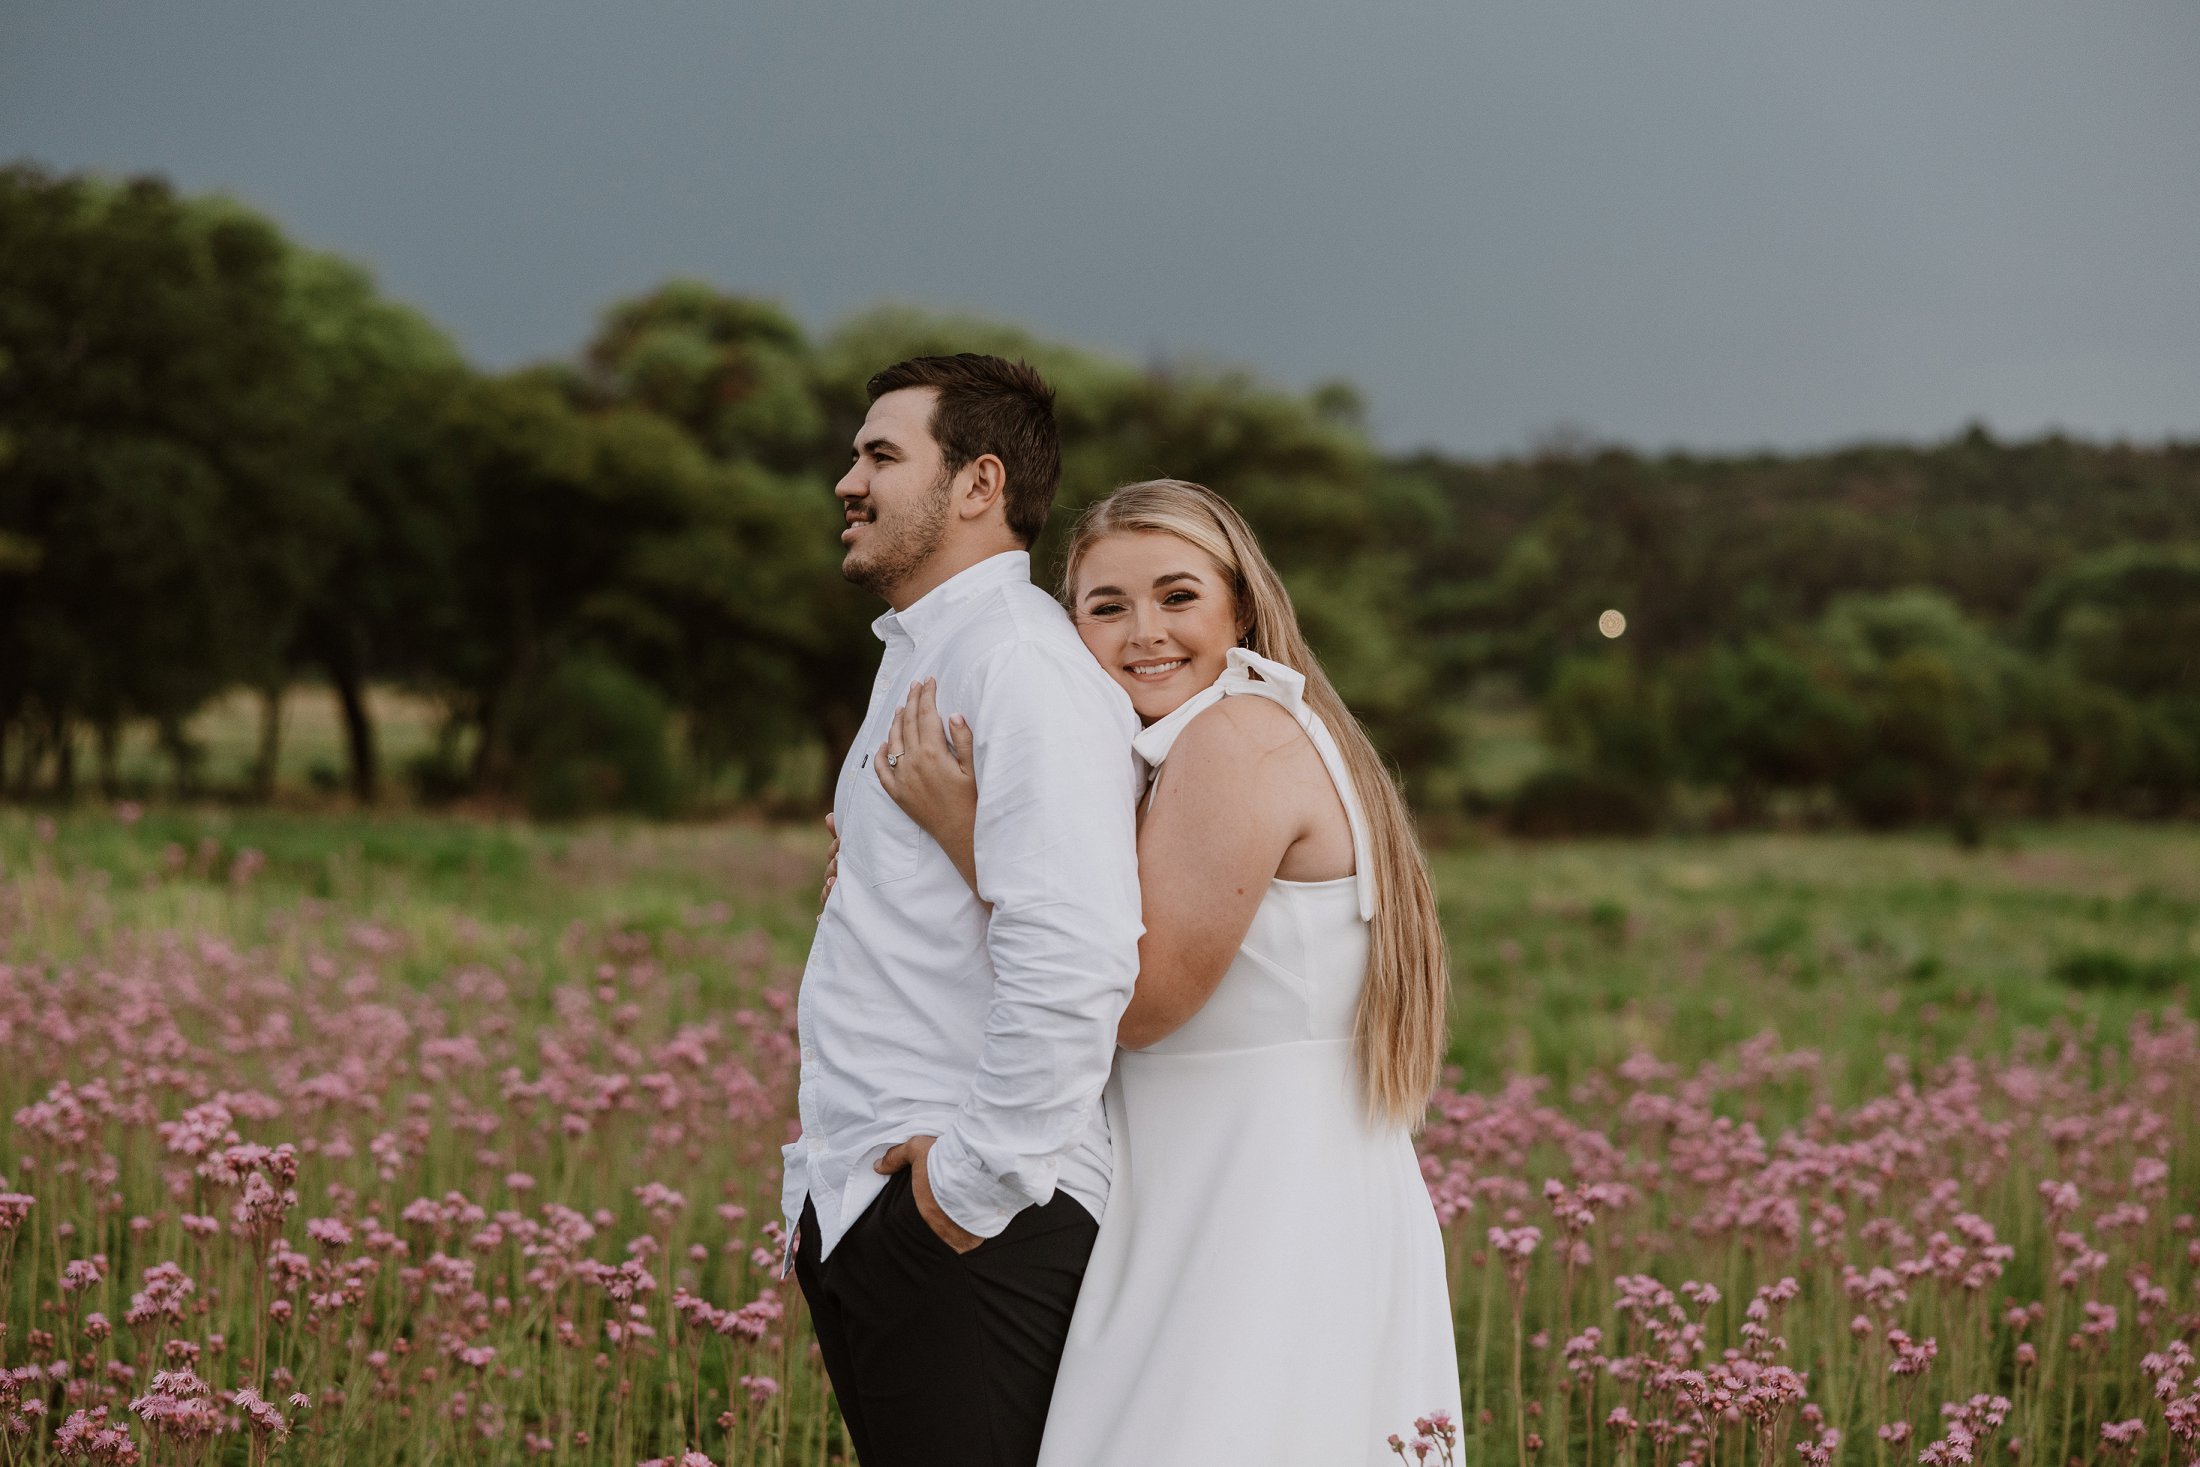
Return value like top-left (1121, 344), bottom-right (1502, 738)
top-left (866, 354), bottom-right (1062, 546)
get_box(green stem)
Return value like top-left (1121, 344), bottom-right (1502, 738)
top-left (1473, 1261), bottom-right (1493, 1457)
top-left (1512, 1297), bottom-right (1528, 1467)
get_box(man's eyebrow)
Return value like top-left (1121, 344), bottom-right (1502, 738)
top-left (857, 436), bottom-right (900, 458)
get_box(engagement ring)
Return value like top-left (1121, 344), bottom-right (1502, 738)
top-left (886, 753), bottom-right (903, 768)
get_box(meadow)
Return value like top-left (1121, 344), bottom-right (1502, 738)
top-left (0, 807), bottom-right (2195, 1465)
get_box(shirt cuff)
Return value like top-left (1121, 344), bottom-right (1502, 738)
top-left (923, 1129), bottom-right (1037, 1240)
top-left (778, 1140), bottom-right (808, 1233)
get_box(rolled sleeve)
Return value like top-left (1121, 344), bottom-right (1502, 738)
top-left (925, 641), bottom-right (1142, 1237)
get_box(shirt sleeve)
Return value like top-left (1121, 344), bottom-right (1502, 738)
top-left (922, 639), bottom-right (1143, 1237)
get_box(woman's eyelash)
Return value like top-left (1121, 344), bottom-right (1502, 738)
top-left (1085, 592), bottom-right (1193, 616)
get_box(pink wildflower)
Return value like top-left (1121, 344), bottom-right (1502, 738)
top-left (229, 1387), bottom-right (289, 1438)
top-left (53, 1406), bottom-right (141, 1464)
top-left (59, 1257), bottom-right (107, 1293)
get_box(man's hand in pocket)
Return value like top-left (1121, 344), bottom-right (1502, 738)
top-left (876, 1135), bottom-right (983, 1254)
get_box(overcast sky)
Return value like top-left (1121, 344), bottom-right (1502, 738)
top-left (4, 0), bottom-right (2196, 455)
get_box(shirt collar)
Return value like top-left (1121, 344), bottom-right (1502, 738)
top-left (870, 551), bottom-right (1033, 649)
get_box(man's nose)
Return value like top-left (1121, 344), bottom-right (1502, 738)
top-left (834, 465), bottom-right (864, 501)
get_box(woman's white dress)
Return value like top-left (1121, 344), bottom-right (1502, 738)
top-left (1037, 649), bottom-right (1462, 1467)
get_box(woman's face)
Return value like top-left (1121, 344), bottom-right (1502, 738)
top-left (1071, 530), bottom-right (1243, 723)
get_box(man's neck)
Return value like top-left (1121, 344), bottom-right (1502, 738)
top-left (883, 537), bottom-right (1024, 612)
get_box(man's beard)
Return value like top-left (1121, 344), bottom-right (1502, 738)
top-left (841, 470), bottom-right (953, 598)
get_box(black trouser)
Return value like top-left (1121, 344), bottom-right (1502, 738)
top-left (796, 1170), bottom-right (1098, 1467)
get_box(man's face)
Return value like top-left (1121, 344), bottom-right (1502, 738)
top-left (835, 388), bottom-right (954, 603)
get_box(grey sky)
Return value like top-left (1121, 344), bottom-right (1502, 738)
top-left (4, 0), bottom-right (2196, 455)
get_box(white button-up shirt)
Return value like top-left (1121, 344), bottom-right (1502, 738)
top-left (782, 551), bottom-right (1143, 1259)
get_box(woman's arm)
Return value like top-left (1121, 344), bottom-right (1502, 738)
top-left (876, 679), bottom-right (980, 892)
top-left (1117, 697), bottom-right (1307, 1050)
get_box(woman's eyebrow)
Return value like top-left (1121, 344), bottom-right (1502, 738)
top-left (1083, 570), bottom-right (1204, 600)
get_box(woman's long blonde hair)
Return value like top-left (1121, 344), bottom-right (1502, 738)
top-left (1061, 480), bottom-right (1449, 1128)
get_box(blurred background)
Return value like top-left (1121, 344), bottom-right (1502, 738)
top-left (7, 17), bottom-right (2200, 1461)
top-left (3, 0), bottom-right (2197, 836)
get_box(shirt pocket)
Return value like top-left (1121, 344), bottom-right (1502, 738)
top-left (844, 761), bottom-right (924, 887)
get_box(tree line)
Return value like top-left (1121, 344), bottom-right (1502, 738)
top-left (2, 165), bottom-right (2196, 832)
top-left (1409, 437), bottom-right (2200, 836)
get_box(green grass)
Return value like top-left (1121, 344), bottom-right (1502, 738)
top-left (1433, 823), bottom-right (2200, 1098)
top-left (6, 807), bottom-right (2194, 1105)
top-left (0, 806), bottom-right (828, 1000)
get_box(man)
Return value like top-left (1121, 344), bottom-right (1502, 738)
top-left (783, 354), bottom-right (1143, 1465)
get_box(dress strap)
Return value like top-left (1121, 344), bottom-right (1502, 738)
top-left (1131, 649), bottom-right (1377, 921)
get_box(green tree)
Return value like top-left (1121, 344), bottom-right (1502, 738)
top-left (1814, 589), bottom-right (2011, 834)
top-left (0, 168), bottom-right (313, 795)
top-left (2021, 546), bottom-right (2200, 814)
top-left (420, 376), bottom-right (704, 795)
top-left (1668, 637), bottom-right (1866, 820)
top-left (2025, 545), bottom-right (2200, 701)
top-left (581, 285), bottom-right (870, 796)
top-left (1542, 651), bottom-right (1673, 788)
top-left (280, 247), bottom-right (469, 802)
top-left (583, 282), bottom-right (825, 470)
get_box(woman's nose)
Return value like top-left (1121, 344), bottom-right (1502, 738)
top-left (1128, 605), bottom-right (1164, 645)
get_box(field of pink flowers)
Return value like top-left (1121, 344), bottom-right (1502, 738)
top-left (0, 824), bottom-right (2195, 1466)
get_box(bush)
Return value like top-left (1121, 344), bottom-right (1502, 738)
top-left (2049, 949), bottom-right (2193, 994)
top-left (405, 748), bottom-right (472, 806)
top-left (510, 654), bottom-right (677, 820)
top-left (1541, 653), bottom-right (1672, 786)
top-left (2130, 702), bottom-right (2200, 815)
top-left (1667, 639), bottom-right (1865, 814)
top-left (1836, 755), bottom-right (1942, 830)
top-left (1503, 763), bottom-right (1661, 837)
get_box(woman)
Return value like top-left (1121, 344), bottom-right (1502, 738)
top-left (872, 480), bottom-right (1461, 1464)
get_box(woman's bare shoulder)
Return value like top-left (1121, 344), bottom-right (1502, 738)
top-left (1174, 691), bottom-right (1303, 751)
top-left (1161, 694), bottom-right (1322, 795)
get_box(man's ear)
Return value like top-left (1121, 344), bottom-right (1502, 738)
top-left (955, 454), bottom-right (1009, 525)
